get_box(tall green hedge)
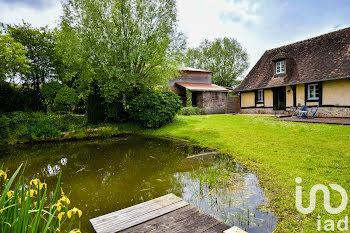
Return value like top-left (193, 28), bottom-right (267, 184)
top-left (87, 82), bottom-right (106, 124)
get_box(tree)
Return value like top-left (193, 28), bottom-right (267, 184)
top-left (183, 37), bottom-right (249, 87)
top-left (0, 33), bottom-right (29, 80)
top-left (41, 81), bottom-right (63, 106)
top-left (53, 86), bottom-right (79, 113)
top-left (6, 23), bottom-right (57, 98)
top-left (53, 22), bottom-right (93, 94)
top-left (61, 0), bottom-right (185, 119)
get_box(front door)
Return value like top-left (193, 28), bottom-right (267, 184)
top-left (273, 87), bottom-right (286, 110)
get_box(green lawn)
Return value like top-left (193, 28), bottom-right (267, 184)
top-left (149, 115), bottom-right (350, 233)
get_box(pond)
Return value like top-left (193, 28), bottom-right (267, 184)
top-left (0, 135), bottom-right (276, 232)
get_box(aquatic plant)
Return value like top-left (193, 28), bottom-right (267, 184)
top-left (0, 164), bottom-right (82, 232)
top-left (190, 156), bottom-right (264, 230)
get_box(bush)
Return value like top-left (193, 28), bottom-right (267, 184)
top-left (0, 165), bottom-right (82, 232)
top-left (27, 119), bottom-right (61, 140)
top-left (53, 86), bottom-right (79, 113)
top-left (0, 115), bottom-right (10, 144)
top-left (40, 81), bottom-right (63, 106)
top-left (49, 114), bottom-right (87, 132)
top-left (0, 81), bottom-right (41, 112)
top-left (128, 89), bottom-right (181, 128)
top-left (179, 107), bottom-right (201, 116)
top-left (0, 112), bottom-right (87, 144)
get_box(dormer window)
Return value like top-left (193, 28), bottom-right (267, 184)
top-left (275, 60), bottom-right (285, 74)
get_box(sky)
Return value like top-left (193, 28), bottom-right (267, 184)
top-left (1, 0), bottom-right (350, 73)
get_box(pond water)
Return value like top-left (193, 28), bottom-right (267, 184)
top-left (0, 135), bottom-right (276, 232)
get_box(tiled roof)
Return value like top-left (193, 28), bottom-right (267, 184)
top-left (235, 27), bottom-right (350, 92)
top-left (176, 82), bottom-right (228, 92)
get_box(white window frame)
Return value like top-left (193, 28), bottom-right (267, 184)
top-left (257, 90), bottom-right (264, 103)
top-left (275, 60), bottom-right (285, 74)
top-left (307, 84), bottom-right (319, 100)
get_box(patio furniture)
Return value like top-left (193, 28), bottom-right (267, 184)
top-left (290, 107), bottom-right (298, 117)
top-left (309, 105), bottom-right (319, 119)
top-left (298, 105), bottom-right (308, 119)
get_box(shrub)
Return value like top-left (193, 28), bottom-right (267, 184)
top-left (0, 165), bottom-right (82, 232)
top-left (179, 107), bottom-right (201, 116)
top-left (53, 86), bottom-right (79, 113)
top-left (27, 119), bottom-right (61, 140)
top-left (128, 89), bottom-right (182, 128)
top-left (41, 81), bottom-right (63, 106)
top-left (0, 81), bottom-right (41, 112)
top-left (49, 114), bottom-right (87, 132)
top-left (0, 115), bottom-right (10, 144)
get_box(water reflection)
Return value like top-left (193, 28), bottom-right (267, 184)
top-left (0, 135), bottom-right (276, 233)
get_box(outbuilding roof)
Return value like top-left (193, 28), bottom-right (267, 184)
top-left (180, 67), bottom-right (212, 73)
top-left (235, 27), bottom-right (350, 92)
top-left (176, 82), bottom-right (228, 92)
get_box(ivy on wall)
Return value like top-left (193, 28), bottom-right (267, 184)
top-left (186, 89), bottom-right (192, 107)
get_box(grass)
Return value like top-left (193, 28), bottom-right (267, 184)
top-left (147, 115), bottom-right (350, 233)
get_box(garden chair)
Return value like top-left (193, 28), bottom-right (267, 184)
top-left (298, 105), bottom-right (308, 119)
top-left (309, 105), bottom-right (319, 119)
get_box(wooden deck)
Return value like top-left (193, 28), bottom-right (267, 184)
top-left (89, 194), bottom-right (246, 233)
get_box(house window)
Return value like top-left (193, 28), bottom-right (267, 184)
top-left (275, 60), bottom-right (285, 74)
top-left (257, 90), bottom-right (264, 103)
top-left (307, 83), bottom-right (319, 100)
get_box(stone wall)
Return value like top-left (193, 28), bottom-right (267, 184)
top-left (241, 107), bottom-right (350, 117)
top-left (199, 92), bottom-right (227, 114)
top-left (313, 107), bottom-right (350, 117)
top-left (170, 86), bottom-right (187, 106)
top-left (240, 108), bottom-right (276, 115)
top-left (286, 107), bottom-right (350, 117)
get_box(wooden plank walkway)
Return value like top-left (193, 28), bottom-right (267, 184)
top-left (89, 194), bottom-right (246, 233)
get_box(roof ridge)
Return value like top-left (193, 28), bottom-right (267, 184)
top-left (266, 26), bottom-right (350, 52)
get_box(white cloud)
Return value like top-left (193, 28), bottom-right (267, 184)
top-left (0, 0), bottom-right (62, 28)
top-left (177, 0), bottom-right (266, 73)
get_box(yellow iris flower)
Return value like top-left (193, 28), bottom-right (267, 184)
top-left (7, 190), bottom-right (14, 198)
top-left (29, 178), bottom-right (40, 186)
top-left (26, 189), bottom-right (37, 197)
top-left (67, 207), bottom-right (82, 219)
top-left (52, 202), bottom-right (62, 211)
top-left (29, 178), bottom-right (47, 190)
top-left (0, 170), bottom-right (7, 180)
top-left (39, 182), bottom-right (47, 190)
top-left (57, 212), bottom-right (65, 227)
top-left (59, 195), bottom-right (71, 205)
